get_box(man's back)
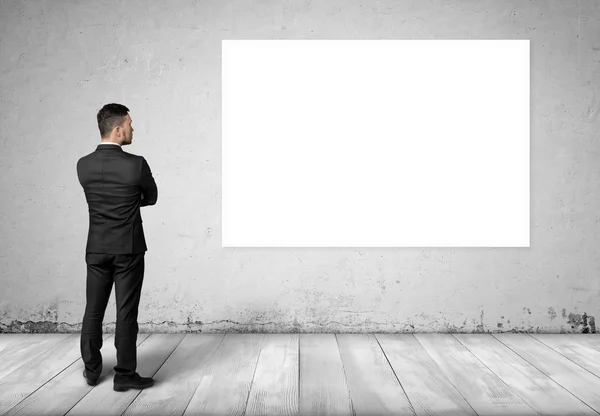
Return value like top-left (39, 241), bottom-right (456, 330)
top-left (76, 144), bottom-right (158, 254)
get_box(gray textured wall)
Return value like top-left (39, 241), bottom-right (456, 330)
top-left (1, 0), bottom-right (599, 334)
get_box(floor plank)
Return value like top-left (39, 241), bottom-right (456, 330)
top-left (456, 333), bottom-right (597, 415)
top-left (122, 334), bottom-right (225, 416)
top-left (376, 334), bottom-right (477, 416)
top-left (65, 333), bottom-right (186, 415)
top-left (5, 333), bottom-right (148, 416)
top-left (182, 334), bottom-right (264, 416)
top-left (493, 333), bottom-right (600, 413)
top-left (414, 334), bottom-right (538, 415)
top-left (0, 334), bottom-right (110, 414)
top-left (568, 334), bottom-right (600, 353)
top-left (245, 334), bottom-right (299, 416)
top-left (0, 334), bottom-right (34, 355)
top-left (0, 334), bottom-right (70, 381)
top-left (299, 334), bottom-right (353, 416)
top-left (337, 334), bottom-right (414, 415)
top-left (531, 333), bottom-right (600, 378)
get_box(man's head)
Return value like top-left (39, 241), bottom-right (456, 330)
top-left (97, 103), bottom-right (134, 145)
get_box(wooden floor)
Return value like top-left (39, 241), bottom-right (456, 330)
top-left (0, 333), bottom-right (600, 415)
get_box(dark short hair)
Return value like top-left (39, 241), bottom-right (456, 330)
top-left (97, 103), bottom-right (130, 138)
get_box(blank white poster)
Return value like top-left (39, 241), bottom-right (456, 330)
top-left (222, 40), bottom-right (530, 247)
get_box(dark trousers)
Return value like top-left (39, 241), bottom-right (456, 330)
top-left (81, 252), bottom-right (145, 379)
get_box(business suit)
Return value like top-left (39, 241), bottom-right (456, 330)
top-left (76, 142), bottom-right (158, 380)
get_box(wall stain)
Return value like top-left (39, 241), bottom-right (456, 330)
top-left (476, 309), bottom-right (485, 332)
top-left (1, 317), bottom-right (597, 333)
top-left (185, 316), bottom-right (204, 333)
top-left (1, 306), bottom-right (597, 334)
top-left (567, 312), bottom-right (596, 333)
top-left (1, 320), bottom-right (64, 333)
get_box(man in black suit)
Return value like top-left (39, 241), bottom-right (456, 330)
top-left (76, 103), bottom-right (157, 392)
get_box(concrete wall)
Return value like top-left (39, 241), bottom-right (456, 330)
top-left (1, 0), bottom-right (599, 334)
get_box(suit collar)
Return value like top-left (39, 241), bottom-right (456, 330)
top-left (96, 143), bottom-right (123, 151)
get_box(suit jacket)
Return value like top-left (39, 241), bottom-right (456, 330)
top-left (76, 144), bottom-right (158, 254)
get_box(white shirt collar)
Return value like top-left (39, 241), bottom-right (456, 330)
top-left (99, 142), bottom-right (121, 147)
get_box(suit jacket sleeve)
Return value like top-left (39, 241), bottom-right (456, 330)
top-left (140, 157), bottom-right (158, 206)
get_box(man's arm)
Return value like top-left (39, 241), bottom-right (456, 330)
top-left (140, 157), bottom-right (158, 206)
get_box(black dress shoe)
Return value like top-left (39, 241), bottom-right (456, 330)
top-left (83, 369), bottom-right (98, 386)
top-left (113, 372), bottom-right (154, 392)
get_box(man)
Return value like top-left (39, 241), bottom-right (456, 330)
top-left (76, 103), bottom-right (157, 392)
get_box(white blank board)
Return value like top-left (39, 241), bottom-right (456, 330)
top-left (222, 40), bottom-right (530, 247)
